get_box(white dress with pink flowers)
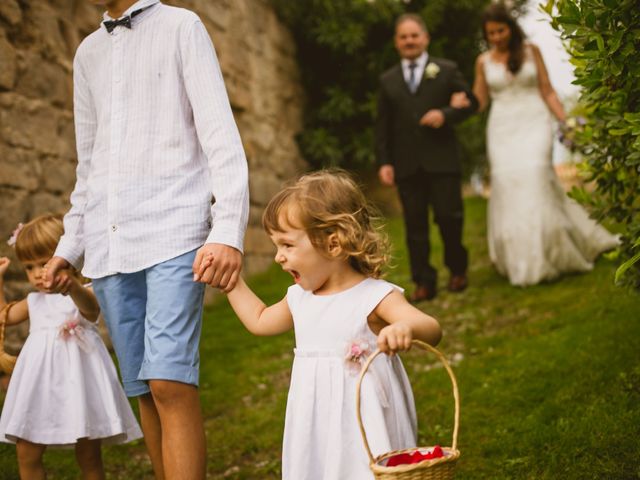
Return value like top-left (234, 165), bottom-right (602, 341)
top-left (0, 292), bottom-right (142, 447)
top-left (282, 278), bottom-right (417, 480)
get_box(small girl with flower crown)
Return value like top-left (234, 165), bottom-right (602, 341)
top-left (198, 170), bottom-right (442, 479)
top-left (0, 214), bottom-right (141, 479)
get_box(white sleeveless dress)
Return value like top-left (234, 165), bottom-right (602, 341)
top-left (283, 278), bottom-right (417, 480)
top-left (484, 50), bottom-right (619, 286)
top-left (0, 292), bottom-right (142, 447)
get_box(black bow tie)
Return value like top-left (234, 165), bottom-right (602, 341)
top-left (103, 7), bottom-right (149, 34)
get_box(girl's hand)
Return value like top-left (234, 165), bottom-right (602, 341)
top-left (377, 322), bottom-right (413, 355)
top-left (0, 257), bottom-right (10, 277)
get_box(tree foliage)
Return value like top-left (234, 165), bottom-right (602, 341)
top-left (546, 0), bottom-right (640, 288)
top-left (271, 0), bottom-right (525, 174)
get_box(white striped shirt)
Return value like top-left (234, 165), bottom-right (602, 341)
top-left (55, 0), bottom-right (249, 279)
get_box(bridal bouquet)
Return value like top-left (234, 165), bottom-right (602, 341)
top-left (558, 116), bottom-right (586, 152)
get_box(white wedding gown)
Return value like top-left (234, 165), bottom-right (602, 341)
top-left (484, 50), bottom-right (619, 286)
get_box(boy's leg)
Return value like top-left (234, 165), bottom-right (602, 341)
top-left (16, 439), bottom-right (46, 480)
top-left (75, 438), bottom-right (105, 480)
top-left (92, 271), bottom-right (149, 398)
top-left (149, 380), bottom-right (206, 479)
top-left (92, 272), bottom-right (165, 476)
top-left (138, 392), bottom-right (165, 480)
top-left (141, 249), bottom-right (206, 479)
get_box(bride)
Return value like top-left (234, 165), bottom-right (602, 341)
top-left (455, 3), bottom-right (618, 286)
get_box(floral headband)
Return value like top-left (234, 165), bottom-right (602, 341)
top-left (7, 223), bottom-right (24, 247)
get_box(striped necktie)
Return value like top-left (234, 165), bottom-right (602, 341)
top-left (408, 62), bottom-right (419, 93)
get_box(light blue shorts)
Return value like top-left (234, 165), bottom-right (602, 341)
top-left (93, 249), bottom-right (205, 397)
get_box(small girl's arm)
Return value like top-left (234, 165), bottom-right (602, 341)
top-left (1, 300), bottom-right (29, 326)
top-left (52, 271), bottom-right (100, 322)
top-left (226, 276), bottom-right (293, 336)
top-left (370, 290), bottom-right (442, 354)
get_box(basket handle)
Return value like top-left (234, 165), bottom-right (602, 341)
top-left (355, 340), bottom-right (460, 464)
top-left (0, 302), bottom-right (17, 343)
top-left (0, 302), bottom-right (19, 374)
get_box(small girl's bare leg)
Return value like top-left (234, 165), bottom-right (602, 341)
top-left (16, 439), bottom-right (46, 480)
top-left (75, 438), bottom-right (105, 480)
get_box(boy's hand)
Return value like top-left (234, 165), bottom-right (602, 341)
top-left (192, 243), bottom-right (242, 292)
top-left (43, 256), bottom-right (71, 290)
top-left (0, 257), bottom-right (10, 277)
top-left (377, 323), bottom-right (413, 354)
top-left (46, 269), bottom-right (77, 296)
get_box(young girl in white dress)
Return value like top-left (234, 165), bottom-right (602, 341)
top-left (204, 170), bottom-right (442, 479)
top-left (0, 214), bottom-right (142, 479)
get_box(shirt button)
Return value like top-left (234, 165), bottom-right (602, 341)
top-left (111, 225), bottom-right (118, 232)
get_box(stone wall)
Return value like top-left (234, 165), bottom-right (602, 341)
top-left (0, 0), bottom-right (307, 349)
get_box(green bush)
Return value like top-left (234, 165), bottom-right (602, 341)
top-left (546, 0), bottom-right (640, 288)
top-left (271, 0), bottom-right (526, 174)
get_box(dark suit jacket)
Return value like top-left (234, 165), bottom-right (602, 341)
top-left (375, 57), bottom-right (478, 179)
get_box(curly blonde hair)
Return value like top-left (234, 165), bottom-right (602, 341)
top-left (14, 214), bottom-right (64, 263)
top-left (263, 169), bottom-right (389, 278)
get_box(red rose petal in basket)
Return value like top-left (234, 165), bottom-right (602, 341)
top-left (386, 445), bottom-right (445, 467)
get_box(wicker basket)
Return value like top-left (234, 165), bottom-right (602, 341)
top-left (356, 340), bottom-right (460, 480)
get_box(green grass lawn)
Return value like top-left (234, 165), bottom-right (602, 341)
top-left (1, 196), bottom-right (639, 479)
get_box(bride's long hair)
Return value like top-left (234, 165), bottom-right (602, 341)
top-left (482, 3), bottom-right (526, 74)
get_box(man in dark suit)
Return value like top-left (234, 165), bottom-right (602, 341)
top-left (376, 13), bottom-right (478, 302)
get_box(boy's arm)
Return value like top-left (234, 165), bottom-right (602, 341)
top-left (180, 19), bottom-right (249, 256)
top-left (48, 53), bottom-right (97, 285)
top-left (370, 289), bottom-right (442, 353)
top-left (226, 277), bottom-right (293, 336)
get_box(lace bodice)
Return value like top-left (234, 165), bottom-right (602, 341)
top-left (483, 50), bottom-right (540, 103)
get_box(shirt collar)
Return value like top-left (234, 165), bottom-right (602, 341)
top-left (102, 0), bottom-right (160, 22)
top-left (401, 51), bottom-right (429, 71)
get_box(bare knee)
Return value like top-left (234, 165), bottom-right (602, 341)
top-left (149, 379), bottom-right (196, 407)
top-left (138, 391), bottom-right (156, 410)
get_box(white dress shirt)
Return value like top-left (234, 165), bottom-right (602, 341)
top-left (401, 51), bottom-right (429, 89)
top-left (55, 0), bottom-right (249, 279)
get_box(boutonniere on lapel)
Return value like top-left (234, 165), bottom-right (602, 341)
top-left (424, 62), bottom-right (440, 80)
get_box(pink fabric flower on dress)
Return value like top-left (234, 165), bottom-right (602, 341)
top-left (59, 320), bottom-right (80, 339)
top-left (7, 223), bottom-right (24, 247)
top-left (58, 319), bottom-right (92, 352)
top-left (344, 339), bottom-right (372, 375)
